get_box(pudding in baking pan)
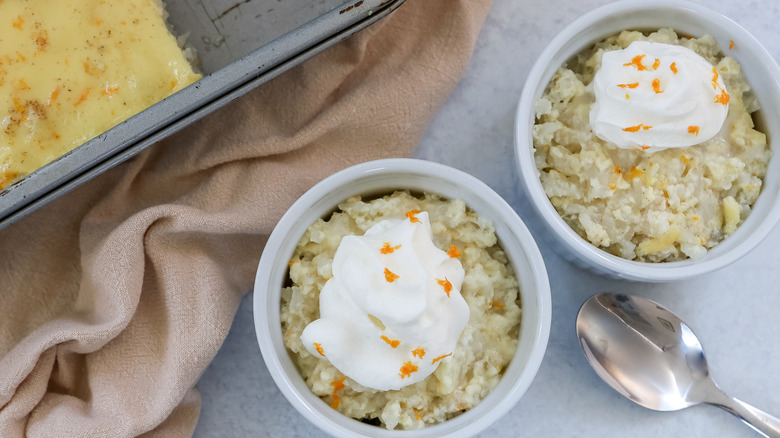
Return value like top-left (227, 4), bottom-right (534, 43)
top-left (0, 0), bottom-right (201, 190)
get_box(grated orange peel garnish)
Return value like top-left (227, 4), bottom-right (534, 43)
top-left (628, 166), bottom-right (644, 180)
top-left (399, 361), bottom-right (419, 379)
top-left (412, 347), bottom-right (426, 359)
top-left (48, 87), bottom-right (61, 106)
top-left (688, 125), bottom-right (700, 135)
top-left (74, 88), bottom-right (91, 106)
top-left (623, 124), bottom-right (652, 133)
top-left (101, 85), bottom-right (120, 97)
top-left (623, 54), bottom-right (648, 71)
top-left (405, 209), bottom-right (421, 223)
top-left (436, 278), bottom-right (452, 297)
top-left (652, 78), bottom-right (663, 94)
top-left (380, 335), bottom-right (401, 349)
top-left (330, 376), bottom-right (346, 409)
top-left (711, 68), bottom-right (730, 105)
top-left (380, 242), bottom-right (402, 254)
top-left (447, 244), bottom-right (462, 258)
top-left (670, 62), bottom-right (678, 74)
top-left (652, 58), bottom-right (661, 70)
top-left (314, 343), bottom-right (326, 357)
top-left (715, 88), bottom-right (730, 105)
top-left (431, 353), bottom-right (452, 365)
top-left (617, 82), bottom-right (639, 89)
top-left (12, 15), bottom-right (24, 30)
top-left (384, 267), bottom-right (400, 283)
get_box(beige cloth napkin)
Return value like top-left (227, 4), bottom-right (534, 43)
top-left (0, 0), bottom-right (493, 436)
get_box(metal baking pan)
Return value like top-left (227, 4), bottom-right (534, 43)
top-left (0, 0), bottom-right (405, 230)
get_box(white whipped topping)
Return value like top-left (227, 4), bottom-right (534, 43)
top-left (589, 40), bottom-right (729, 151)
top-left (301, 211), bottom-right (469, 391)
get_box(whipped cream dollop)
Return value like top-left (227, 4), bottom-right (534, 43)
top-left (301, 210), bottom-right (470, 391)
top-left (589, 40), bottom-right (730, 150)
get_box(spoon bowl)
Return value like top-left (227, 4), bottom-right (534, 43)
top-left (576, 293), bottom-right (780, 437)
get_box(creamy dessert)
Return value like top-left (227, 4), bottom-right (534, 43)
top-left (282, 191), bottom-right (522, 429)
top-left (0, 0), bottom-right (201, 190)
top-left (533, 28), bottom-right (770, 262)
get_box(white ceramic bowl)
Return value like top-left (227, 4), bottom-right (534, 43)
top-left (253, 158), bottom-right (551, 437)
top-left (515, 0), bottom-right (780, 282)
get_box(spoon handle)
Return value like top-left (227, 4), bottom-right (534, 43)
top-left (707, 391), bottom-right (780, 438)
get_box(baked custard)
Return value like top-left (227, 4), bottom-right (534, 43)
top-left (0, 0), bottom-right (201, 190)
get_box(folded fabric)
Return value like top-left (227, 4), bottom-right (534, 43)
top-left (0, 0), bottom-right (493, 436)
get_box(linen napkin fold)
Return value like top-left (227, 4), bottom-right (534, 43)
top-left (0, 0), bottom-right (493, 436)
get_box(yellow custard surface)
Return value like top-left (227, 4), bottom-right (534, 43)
top-left (0, 0), bottom-right (201, 190)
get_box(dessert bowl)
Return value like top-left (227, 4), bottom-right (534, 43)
top-left (515, 0), bottom-right (780, 281)
top-left (253, 158), bottom-right (551, 437)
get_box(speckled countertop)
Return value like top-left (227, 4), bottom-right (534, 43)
top-left (193, 0), bottom-right (780, 436)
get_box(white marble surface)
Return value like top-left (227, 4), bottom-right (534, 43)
top-left (193, 0), bottom-right (780, 436)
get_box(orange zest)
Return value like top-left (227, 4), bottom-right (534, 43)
top-left (380, 242), bottom-right (402, 254)
top-left (489, 301), bottom-right (504, 309)
top-left (101, 85), bottom-right (120, 96)
top-left (622, 124), bottom-right (652, 132)
top-left (715, 89), bottom-right (730, 105)
top-left (48, 87), bottom-right (61, 106)
top-left (412, 347), bottom-right (426, 359)
top-left (436, 278), bottom-right (452, 297)
top-left (380, 335), bottom-right (401, 349)
top-left (688, 125), bottom-right (700, 135)
top-left (431, 353), bottom-right (452, 365)
top-left (652, 58), bottom-right (660, 70)
top-left (628, 166), bottom-right (644, 180)
top-left (330, 376), bottom-right (346, 409)
top-left (623, 54), bottom-right (647, 71)
top-left (729, 40), bottom-right (735, 50)
top-left (652, 78), bottom-right (663, 94)
top-left (399, 361), bottom-right (419, 379)
top-left (617, 82), bottom-right (639, 89)
top-left (384, 267), bottom-right (400, 283)
top-left (314, 343), bottom-right (326, 357)
top-left (74, 88), bottom-right (90, 106)
top-left (447, 244), bottom-right (462, 258)
top-left (670, 62), bottom-right (678, 74)
top-left (692, 216), bottom-right (699, 221)
top-left (12, 15), bottom-right (24, 30)
top-left (712, 67), bottom-right (720, 89)
top-left (405, 209), bottom-right (421, 223)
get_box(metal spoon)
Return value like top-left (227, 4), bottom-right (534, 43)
top-left (576, 292), bottom-right (780, 437)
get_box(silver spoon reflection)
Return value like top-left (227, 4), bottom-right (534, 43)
top-left (576, 292), bottom-right (780, 437)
